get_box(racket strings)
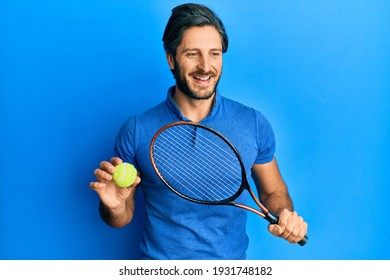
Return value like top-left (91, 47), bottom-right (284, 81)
top-left (158, 127), bottom-right (239, 183)
top-left (155, 131), bottom-right (239, 200)
top-left (162, 125), bottom-right (241, 182)
top-left (176, 125), bottom-right (239, 166)
top-left (153, 150), bottom-right (226, 201)
top-left (153, 124), bottom-right (242, 202)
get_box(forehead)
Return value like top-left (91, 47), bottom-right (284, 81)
top-left (178, 26), bottom-right (222, 51)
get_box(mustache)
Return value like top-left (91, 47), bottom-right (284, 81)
top-left (190, 70), bottom-right (217, 77)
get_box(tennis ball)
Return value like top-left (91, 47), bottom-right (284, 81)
top-left (112, 163), bottom-right (137, 188)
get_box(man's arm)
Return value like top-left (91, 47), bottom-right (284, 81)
top-left (98, 188), bottom-right (137, 228)
top-left (90, 157), bottom-right (141, 228)
top-left (252, 158), bottom-right (308, 244)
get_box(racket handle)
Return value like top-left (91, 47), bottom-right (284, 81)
top-left (298, 235), bottom-right (308, 246)
top-left (265, 212), bottom-right (309, 246)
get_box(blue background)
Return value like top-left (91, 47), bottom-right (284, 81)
top-left (1, 0), bottom-right (389, 260)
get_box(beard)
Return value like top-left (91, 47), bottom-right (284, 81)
top-left (172, 59), bottom-right (221, 100)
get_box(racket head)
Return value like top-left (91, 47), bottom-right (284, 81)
top-left (150, 121), bottom-right (248, 205)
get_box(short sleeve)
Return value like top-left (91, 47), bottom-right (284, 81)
top-left (113, 117), bottom-right (139, 170)
top-left (254, 111), bottom-right (276, 164)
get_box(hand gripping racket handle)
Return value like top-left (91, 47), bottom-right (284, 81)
top-left (265, 212), bottom-right (309, 246)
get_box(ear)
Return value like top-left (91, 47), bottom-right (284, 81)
top-left (166, 52), bottom-right (175, 71)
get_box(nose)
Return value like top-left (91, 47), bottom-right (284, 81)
top-left (197, 55), bottom-right (211, 73)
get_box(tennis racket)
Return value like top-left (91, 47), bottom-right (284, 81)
top-left (150, 121), bottom-right (308, 246)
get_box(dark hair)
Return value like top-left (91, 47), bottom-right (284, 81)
top-left (162, 3), bottom-right (229, 56)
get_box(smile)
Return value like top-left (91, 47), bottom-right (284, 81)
top-left (194, 75), bottom-right (211, 81)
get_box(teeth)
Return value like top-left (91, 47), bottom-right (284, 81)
top-left (195, 76), bottom-right (210, 81)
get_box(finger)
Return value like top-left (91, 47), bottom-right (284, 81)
top-left (280, 211), bottom-right (299, 240)
top-left (276, 209), bottom-right (290, 233)
top-left (290, 216), bottom-right (306, 241)
top-left (288, 217), bottom-right (303, 243)
top-left (111, 157), bottom-right (123, 166)
top-left (90, 181), bottom-right (106, 190)
top-left (100, 161), bottom-right (116, 174)
top-left (118, 175), bottom-right (141, 189)
top-left (131, 176), bottom-right (141, 187)
top-left (291, 221), bottom-right (308, 244)
top-left (283, 213), bottom-right (307, 243)
top-left (94, 168), bottom-right (113, 181)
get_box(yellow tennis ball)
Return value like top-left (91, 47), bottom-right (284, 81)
top-left (112, 163), bottom-right (137, 188)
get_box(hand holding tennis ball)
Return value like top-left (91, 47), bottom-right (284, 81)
top-left (112, 162), bottom-right (138, 188)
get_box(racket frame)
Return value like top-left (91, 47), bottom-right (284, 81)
top-left (150, 121), bottom-right (271, 217)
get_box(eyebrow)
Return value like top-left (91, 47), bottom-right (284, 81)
top-left (182, 48), bottom-right (223, 53)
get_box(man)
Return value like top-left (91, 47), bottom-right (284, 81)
top-left (90, 3), bottom-right (308, 259)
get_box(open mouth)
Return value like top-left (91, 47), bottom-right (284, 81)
top-left (193, 75), bottom-right (211, 81)
top-left (194, 76), bottom-right (210, 81)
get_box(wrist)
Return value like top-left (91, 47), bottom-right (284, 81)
top-left (99, 200), bottom-right (128, 225)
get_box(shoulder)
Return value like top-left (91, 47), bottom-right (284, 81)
top-left (219, 96), bottom-right (272, 128)
top-left (119, 101), bottom-right (169, 131)
top-left (219, 95), bottom-right (275, 150)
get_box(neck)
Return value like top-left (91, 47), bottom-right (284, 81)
top-left (172, 86), bottom-right (215, 123)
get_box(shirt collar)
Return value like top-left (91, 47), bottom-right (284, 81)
top-left (165, 86), bottom-right (221, 122)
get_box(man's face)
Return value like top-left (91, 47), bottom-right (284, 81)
top-left (168, 26), bottom-right (223, 100)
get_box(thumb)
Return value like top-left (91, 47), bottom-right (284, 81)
top-left (130, 175), bottom-right (141, 188)
top-left (268, 224), bottom-right (282, 236)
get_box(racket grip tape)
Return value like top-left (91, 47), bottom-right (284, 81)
top-left (265, 212), bottom-right (309, 246)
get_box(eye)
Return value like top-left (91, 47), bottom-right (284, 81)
top-left (186, 52), bottom-right (199, 58)
top-left (210, 52), bottom-right (221, 58)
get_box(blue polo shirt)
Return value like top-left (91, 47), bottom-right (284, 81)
top-left (114, 86), bottom-right (275, 259)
